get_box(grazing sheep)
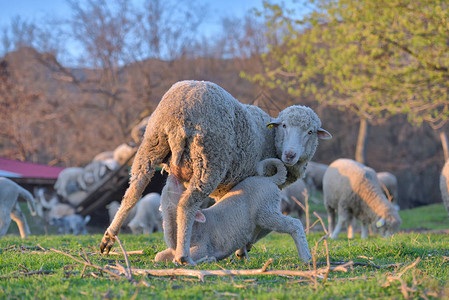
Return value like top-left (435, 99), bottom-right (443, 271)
top-left (440, 160), bottom-right (449, 216)
top-left (101, 80), bottom-right (331, 265)
top-left (323, 158), bottom-right (401, 239)
top-left (155, 158), bottom-right (312, 263)
top-left (0, 177), bottom-right (37, 238)
top-left (377, 172), bottom-right (399, 209)
top-left (280, 178), bottom-right (308, 218)
top-left (50, 214), bottom-right (91, 235)
top-left (128, 193), bottom-right (162, 234)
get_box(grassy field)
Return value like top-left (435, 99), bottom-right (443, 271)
top-left (1, 201), bottom-right (449, 299)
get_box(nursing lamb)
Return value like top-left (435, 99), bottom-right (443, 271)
top-left (323, 158), bottom-right (401, 239)
top-left (155, 158), bottom-right (312, 263)
top-left (101, 80), bottom-right (331, 265)
top-left (0, 177), bottom-right (38, 238)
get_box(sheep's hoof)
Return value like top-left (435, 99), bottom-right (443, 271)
top-left (99, 230), bottom-right (116, 254)
top-left (177, 256), bottom-right (196, 266)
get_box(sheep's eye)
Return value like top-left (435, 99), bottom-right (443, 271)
top-left (282, 124), bottom-right (286, 128)
top-left (308, 130), bottom-right (313, 135)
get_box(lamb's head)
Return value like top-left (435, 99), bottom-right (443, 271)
top-left (268, 105), bottom-right (332, 166)
top-left (374, 209), bottom-right (402, 238)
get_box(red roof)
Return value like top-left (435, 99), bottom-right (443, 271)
top-left (0, 157), bottom-right (65, 179)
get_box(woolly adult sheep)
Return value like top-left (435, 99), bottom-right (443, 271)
top-left (323, 158), bottom-right (401, 239)
top-left (440, 160), bottom-right (449, 216)
top-left (100, 80), bottom-right (331, 264)
top-left (0, 177), bottom-right (38, 239)
top-left (155, 158), bottom-right (312, 263)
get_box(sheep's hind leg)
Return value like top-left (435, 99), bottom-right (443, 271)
top-left (11, 203), bottom-right (30, 239)
top-left (174, 135), bottom-right (226, 265)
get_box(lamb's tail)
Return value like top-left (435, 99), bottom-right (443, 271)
top-left (18, 187), bottom-right (37, 216)
top-left (256, 158), bottom-right (287, 186)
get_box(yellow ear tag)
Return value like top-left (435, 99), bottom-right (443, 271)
top-left (267, 123), bottom-right (275, 129)
top-left (376, 219), bottom-right (385, 228)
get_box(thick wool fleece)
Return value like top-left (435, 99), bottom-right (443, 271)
top-left (323, 158), bottom-right (401, 238)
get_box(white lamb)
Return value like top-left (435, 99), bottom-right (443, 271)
top-left (127, 193), bottom-right (162, 234)
top-left (54, 167), bottom-right (85, 198)
top-left (34, 187), bottom-right (76, 223)
top-left (101, 80), bottom-right (331, 265)
top-left (155, 158), bottom-right (312, 263)
top-left (0, 177), bottom-right (38, 239)
top-left (440, 160), bottom-right (449, 216)
top-left (107, 201), bottom-right (138, 231)
top-left (280, 178), bottom-right (308, 218)
top-left (323, 158), bottom-right (401, 239)
top-left (50, 214), bottom-right (91, 235)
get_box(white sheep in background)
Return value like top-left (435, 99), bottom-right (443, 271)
top-left (323, 158), bottom-right (401, 239)
top-left (440, 160), bottom-right (449, 216)
top-left (54, 167), bottom-right (85, 198)
top-left (304, 161), bottom-right (328, 196)
top-left (101, 80), bottom-right (331, 264)
top-left (113, 143), bottom-right (136, 166)
top-left (107, 201), bottom-right (138, 231)
top-left (0, 177), bottom-right (38, 238)
top-left (34, 187), bottom-right (76, 221)
top-left (280, 178), bottom-right (308, 218)
top-left (377, 171), bottom-right (399, 210)
top-left (155, 158), bottom-right (312, 263)
top-left (128, 193), bottom-right (162, 234)
top-left (50, 214), bottom-right (91, 235)
top-left (131, 116), bottom-right (150, 144)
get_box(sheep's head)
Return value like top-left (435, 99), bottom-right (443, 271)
top-left (374, 212), bottom-right (402, 238)
top-left (268, 105), bottom-right (331, 166)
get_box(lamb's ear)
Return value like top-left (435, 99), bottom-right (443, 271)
top-left (376, 218), bottom-right (386, 228)
top-left (317, 128), bottom-right (332, 140)
top-left (194, 211), bottom-right (206, 223)
top-left (267, 119), bottom-right (281, 129)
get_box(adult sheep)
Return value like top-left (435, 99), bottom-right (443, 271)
top-left (100, 80), bottom-right (332, 264)
top-left (0, 177), bottom-right (38, 238)
top-left (440, 160), bottom-right (449, 216)
top-left (323, 158), bottom-right (401, 239)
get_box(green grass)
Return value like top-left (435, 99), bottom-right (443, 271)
top-left (2, 199), bottom-right (449, 299)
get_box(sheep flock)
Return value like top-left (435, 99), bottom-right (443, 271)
top-left (2, 80), bottom-right (448, 268)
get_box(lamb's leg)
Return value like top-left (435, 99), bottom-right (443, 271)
top-left (259, 211), bottom-right (312, 262)
top-left (154, 248), bottom-right (175, 262)
top-left (11, 203), bottom-right (30, 239)
top-left (360, 223), bottom-right (369, 239)
top-left (347, 217), bottom-right (357, 239)
top-left (0, 210), bottom-right (12, 237)
top-left (326, 206), bottom-right (336, 236)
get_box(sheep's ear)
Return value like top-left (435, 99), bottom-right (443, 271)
top-left (194, 211), bottom-right (206, 223)
top-left (376, 218), bottom-right (386, 228)
top-left (267, 119), bottom-right (281, 129)
top-left (317, 128), bottom-right (332, 140)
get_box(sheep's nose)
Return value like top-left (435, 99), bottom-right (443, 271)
top-left (284, 151), bottom-right (296, 161)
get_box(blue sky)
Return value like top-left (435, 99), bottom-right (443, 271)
top-left (0, 0), bottom-right (297, 29)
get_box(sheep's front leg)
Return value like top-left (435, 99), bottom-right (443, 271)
top-left (360, 223), bottom-right (369, 239)
top-left (11, 203), bottom-right (30, 239)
